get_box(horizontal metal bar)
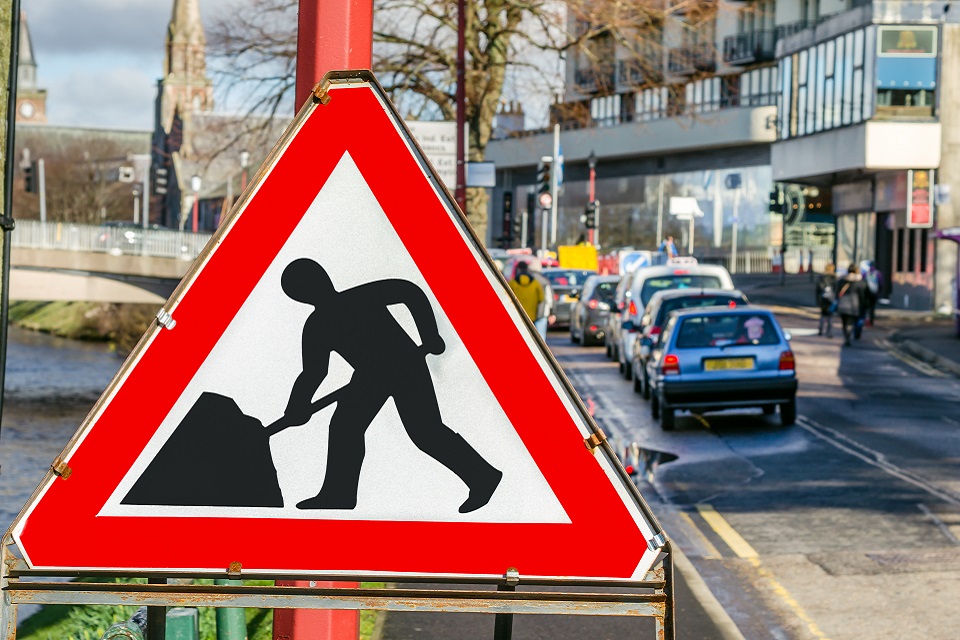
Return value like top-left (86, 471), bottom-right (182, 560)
top-left (5, 583), bottom-right (665, 617)
top-left (6, 557), bottom-right (665, 590)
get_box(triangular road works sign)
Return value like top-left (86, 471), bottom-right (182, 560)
top-left (12, 71), bottom-right (665, 581)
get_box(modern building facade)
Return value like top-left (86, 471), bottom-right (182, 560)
top-left (486, 0), bottom-right (959, 312)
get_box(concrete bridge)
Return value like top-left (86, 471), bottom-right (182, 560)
top-left (9, 221), bottom-right (213, 304)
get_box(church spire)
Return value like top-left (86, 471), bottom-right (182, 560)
top-left (159, 0), bottom-right (213, 138)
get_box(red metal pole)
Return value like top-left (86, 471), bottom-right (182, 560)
top-left (455, 0), bottom-right (467, 212)
top-left (191, 194), bottom-right (199, 233)
top-left (588, 165), bottom-right (596, 246)
top-left (295, 0), bottom-right (374, 106)
top-left (273, 2), bottom-right (373, 639)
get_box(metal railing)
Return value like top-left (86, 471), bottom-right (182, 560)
top-left (12, 220), bottom-right (213, 261)
top-left (723, 30), bottom-right (777, 65)
top-left (704, 246), bottom-right (833, 275)
top-left (667, 44), bottom-right (716, 75)
top-left (574, 66), bottom-right (617, 94)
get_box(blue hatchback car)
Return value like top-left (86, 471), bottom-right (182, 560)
top-left (645, 306), bottom-right (798, 430)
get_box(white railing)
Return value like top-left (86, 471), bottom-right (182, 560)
top-left (12, 220), bottom-right (213, 261)
top-left (709, 246), bottom-right (833, 274)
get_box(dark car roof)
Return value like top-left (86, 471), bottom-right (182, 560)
top-left (668, 305), bottom-right (777, 318)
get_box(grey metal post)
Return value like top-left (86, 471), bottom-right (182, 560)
top-left (147, 578), bottom-right (166, 639)
top-left (38, 158), bottom-right (46, 225)
top-left (656, 176), bottom-right (664, 247)
top-left (550, 124), bottom-right (560, 246)
top-left (521, 210), bottom-right (528, 250)
top-left (731, 187), bottom-right (740, 274)
top-left (492, 584), bottom-right (515, 640)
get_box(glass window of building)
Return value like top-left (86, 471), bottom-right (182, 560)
top-left (806, 46), bottom-right (816, 133)
top-left (875, 25), bottom-right (937, 118)
top-left (815, 43), bottom-right (826, 131)
top-left (842, 32), bottom-right (854, 125)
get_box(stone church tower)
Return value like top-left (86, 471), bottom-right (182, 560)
top-left (16, 12), bottom-right (47, 124)
top-left (158, 0), bottom-right (214, 157)
top-left (152, 0), bottom-right (214, 228)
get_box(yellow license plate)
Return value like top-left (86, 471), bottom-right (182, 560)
top-left (704, 357), bottom-right (754, 371)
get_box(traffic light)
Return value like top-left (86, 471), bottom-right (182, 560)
top-left (154, 166), bottom-right (169, 195)
top-left (536, 158), bottom-right (553, 209)
top-left (501, 191), bottom-right (514, 247)
top-left (583, 200), bottom-right (600, 229)
top-left (23, 162), bottom-right (35, 193)
top-left (769, 185), bottom-right (785, 215)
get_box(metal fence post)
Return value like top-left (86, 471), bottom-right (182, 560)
top-left (166, 607), bottom-right (199, 640)
top-left (214, 579), bottom-right (247, 640)
top-left (492, 584), bottom-right (515, 640)
top-left (147, 578), bottom-right (166, 639)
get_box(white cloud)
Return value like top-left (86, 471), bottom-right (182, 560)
top-left (46, 64), bottom-right (157, 129)
top-left (22, 0), bottom-right (239, 127)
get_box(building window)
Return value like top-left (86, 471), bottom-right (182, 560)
top-left (875, 25), bottom-right (937, 119)
top-left (815, 43), bottom-right (826, 131)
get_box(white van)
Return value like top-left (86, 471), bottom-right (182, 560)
top-left (615, 263), bottom-right (735, 379)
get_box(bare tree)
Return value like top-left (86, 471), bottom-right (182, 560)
top-left (12, 135), bottom-right (140, 225)
top-left (209, 0), bottom-right (717, 241)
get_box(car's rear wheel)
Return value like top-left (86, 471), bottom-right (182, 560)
top-left (762, 405), bottom-right (776, 415)
top-left (605, 341), bottom-right (612, 358)
top-left (633, 368), bottom-right (643, 393)
top-left (780, 399), bottom-right (797, 426)
top-left (642, 369), bottom-right (651, 400)
top-left (621, 355), bottom-right (633, 380)
top-left (570, 328), bottom-right (580, 344)
top-left (650, 393), bottom-right (660, 419)
top-left (660, 405), bottom-right (675, 431)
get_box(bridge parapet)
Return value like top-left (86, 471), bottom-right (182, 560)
top-left (12, 220), bottom-right (212, 261)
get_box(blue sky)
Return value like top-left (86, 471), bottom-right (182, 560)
top-left (23, 0), bottom-right (235, 130)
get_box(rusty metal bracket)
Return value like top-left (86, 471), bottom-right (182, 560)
top-left (51, 457), bottom-right (72, 480)
top-left (227, 562), bottom-right (242, 579)
top-left (583, 428), bottom-right (607, 453)
top-left (311, 81), bottom-right (332, 105)
top-left (155, 309), bottom-right (176, 330)
top-left (504, 567), bottom-right (520, 586)
top-left (648, 533), bottom-right (668, 551)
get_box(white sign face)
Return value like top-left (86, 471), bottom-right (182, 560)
top-left (102, 153), bottom-right (567, 525)
top-left (406, 120), bottom-right (458, 190)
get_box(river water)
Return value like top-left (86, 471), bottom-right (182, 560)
top-left (0, 326), bottom-right (122, 534)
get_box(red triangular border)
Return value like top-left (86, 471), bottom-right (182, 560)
top-left (14, 76), bottom-right (655, 580)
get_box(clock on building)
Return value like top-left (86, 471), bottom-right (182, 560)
top-left (18, 101), bottom-right (37, 120)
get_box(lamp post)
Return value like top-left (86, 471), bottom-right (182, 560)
top-left (190, 175), bottom-right (202, 233)
top-left (588, 150), bottom-right (597, 246)
top-left (239, 150), bottom-right (250, 192)
top-left (132, 188), bottom-right (140, 225)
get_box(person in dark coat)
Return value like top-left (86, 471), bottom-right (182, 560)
top-left (836, 263), bottom-right (867, 346)
top-left (815, 263), bottom-right (838, 338)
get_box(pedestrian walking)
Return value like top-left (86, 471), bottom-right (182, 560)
top-left (508, 261), bottom-right (555, 338)
top-left (659, 235), bottom-right (679, 258)
top-left (860, 260), bottom-right (883, 326)
top-left (836, 263), bottom-right (867, 346)
top-left (816, 263), bottom-right (838, 338)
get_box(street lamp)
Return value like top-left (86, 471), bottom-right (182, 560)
top-left (132, 188), bottom-right (140, 225)
top-left (191, 175), bottom-right (202, 233)
top-left (587, 150), bottom-right (597, 245)
top-left (239, 151), bottom-right (251, 191)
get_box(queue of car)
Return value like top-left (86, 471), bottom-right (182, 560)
top-left (566, 255), bottom-right (798, 431)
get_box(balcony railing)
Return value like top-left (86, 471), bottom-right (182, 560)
top-left (723, 30), bottom-right (777, 65)
top-left (774, 19), bottom-right (813, 40)
top-left (667, 44), bottom-right (716, 75)
top-left (616, 60), bottom-right (648, 86)
top-left (574, 66), bottom-right (616, 94)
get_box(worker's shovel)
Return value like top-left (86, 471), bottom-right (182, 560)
top-left (263, 387), bottom-right (345, 437)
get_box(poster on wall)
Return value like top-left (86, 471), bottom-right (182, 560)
top-left (907, 169), bottom-right (934, 229)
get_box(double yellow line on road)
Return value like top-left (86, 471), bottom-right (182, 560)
top-left (695, 504), bottom-right (833, 640)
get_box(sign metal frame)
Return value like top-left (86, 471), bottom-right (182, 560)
top-left (2, 70), bottom-right (675, 638)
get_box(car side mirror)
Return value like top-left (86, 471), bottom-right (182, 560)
top-left (622, 320), bottom-right (635, 331)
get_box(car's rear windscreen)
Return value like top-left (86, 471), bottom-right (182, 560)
top-left (676, 314), bottom-right (780, 349)
top-left (594, 282), bottom-right (618, 302)
top-left (640, 275), bottom-right (722, 305)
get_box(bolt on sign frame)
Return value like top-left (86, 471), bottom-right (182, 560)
top-left (1, 70), bottom-right (675, 639)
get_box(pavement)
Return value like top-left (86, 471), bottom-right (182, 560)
top-left (734, 273), bottom-right (960, 378)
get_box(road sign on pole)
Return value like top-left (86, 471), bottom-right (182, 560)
top-left (10, 72), bottom-right (664, 582)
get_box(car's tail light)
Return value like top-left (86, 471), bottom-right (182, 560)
top-left (625, 465), bottom-right (635, 475)
top-left (673, 269), bottom-right (689, 275)
top-left (728, 300), bottom-right (737, 308)
top-left (628, 300), bottom-right (638, 316)
top-left (662, 354), bottom-right (680, 375)
top-left (779, 351), bottom-right (795, 371)
top-left (649, 326), bottom-right (662, 338)
top-left (588, 299), bottom-right (599, 309)
top-left (617, 301), bottom-right (625, 311)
